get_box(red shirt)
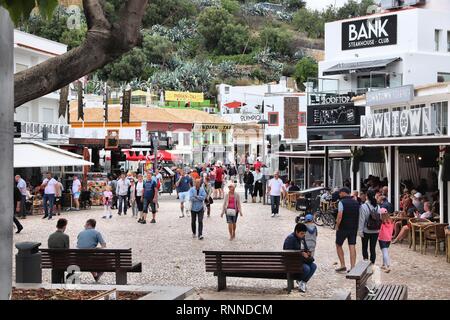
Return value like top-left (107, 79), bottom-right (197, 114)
top-left (216, 167), bottom-right (224, 182)
top-left (254, 161), bottom-right (262, 171)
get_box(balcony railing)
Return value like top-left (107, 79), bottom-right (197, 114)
top-left (20, 121), bottom-right (70, 137)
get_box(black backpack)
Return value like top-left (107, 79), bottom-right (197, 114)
top-left (366, 204), bottom-right (382, 231)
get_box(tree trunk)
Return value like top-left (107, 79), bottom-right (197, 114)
top-left (14, 0), bottom-right (149, 108)
top-left (0, 7), bottom-right (14, 300)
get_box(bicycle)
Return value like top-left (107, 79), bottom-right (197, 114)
top-left (313, 208), bottom-right (336, 229)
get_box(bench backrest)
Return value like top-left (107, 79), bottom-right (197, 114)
top-left (40, 248), bottom-right (133, 271)
top-left (204, 251), bottom-right (303, 273)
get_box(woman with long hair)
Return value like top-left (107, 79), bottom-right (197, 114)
top-left (358, 190), bottom-right (381, 264)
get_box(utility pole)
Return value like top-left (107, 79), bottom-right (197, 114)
top-left (0, 7), bottom-right (14, 300)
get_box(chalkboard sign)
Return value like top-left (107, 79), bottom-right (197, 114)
top-left (307, 103), bottom-right (359, 127)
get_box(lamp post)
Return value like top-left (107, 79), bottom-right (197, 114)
top-left (258, 119), bottom-right (269, 205)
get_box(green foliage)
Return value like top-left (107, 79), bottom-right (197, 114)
top-left (60, 25), bottom-right (87, 50)
top-left (217, 24), bottom-right (251, 55)
top-left (293, 57), bottom-right (318, 90)
top-left (259, 26), bottom-right (293, 57)
top-left (97, 48), bottom-right (150, 83)
top-left (142, 34), bottom-right (175, 66)
top-left (292, 8), bottom-right (324, 39)
top-left (0, 0), bottom-right (58, 24)
top-left (210, 53), bottom-right (255, 65)
top-left (197, 7), bottom-right (233, 50)
top-left (221, 0), bottom-right (240, 15)
top-left (143, 0), bottom-right (198, 27)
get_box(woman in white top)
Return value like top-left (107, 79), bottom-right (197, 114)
top-left (252, 168), bottom-right (264, 203)
top-left (135, 174), bottom-right (144, 219)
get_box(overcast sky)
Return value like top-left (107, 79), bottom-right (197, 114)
top-left (305, 0), bottom-right (349, 10)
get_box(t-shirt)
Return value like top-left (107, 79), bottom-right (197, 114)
top-left (215, 167), bottom-right (224, 182)
top-left (143, 180), bottom-right (157, 200)
top-left (254, 161), bottom-right (263, 171)
top-left (136, 181), bottom-right (144, 197)
top-left (72, 179), bottom-right (81, 194)
top-left (17, 178), bottom-right (27, 196)
top-left (269, 178), bottom-right (284, 196)
top-left (43, 178), bottom-right (57, 195)
top-left (103, 190), bottom-right (113, 205)
top-left (77, 228), bottom-right (105, 249)
top-left (48, 230), bottom-right (70, 249)
top-left (178, 176), bottom-right (193, 193)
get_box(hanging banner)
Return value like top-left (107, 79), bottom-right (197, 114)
top-left (165, 91), bottom-right (204, 103)
top-left (284, 97), bottom-right (299, 139)
top-left (59, 85), bottom-right (69, 118)
top-left (77, 81), bottom-right (84, 120)
top-left (122, 89), bottom-right (131, 123)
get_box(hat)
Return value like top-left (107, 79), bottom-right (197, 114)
top-left (379, 208), bottom-right (388, 214)
top-left (305, 214), bottom-right (313, 222)
top-left (414, 192), bottom-right (422, 198)
top-left (339, 187), bottom-right (351, 194)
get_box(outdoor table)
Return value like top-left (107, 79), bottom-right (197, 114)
top-left (287, 193), bottom-right (300, 211)
top-left (410, 221), bottom-right (434, 254)
top-left (446, 229), bottom-right (450, 263)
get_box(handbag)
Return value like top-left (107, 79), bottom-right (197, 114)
top-left (226, 208), bottom-right (236, 216)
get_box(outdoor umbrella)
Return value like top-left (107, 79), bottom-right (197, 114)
top-left (224, 101), bottom-right (246, 108)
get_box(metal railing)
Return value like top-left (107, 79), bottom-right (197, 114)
top-left (20, 121), bottom-right (70, 137)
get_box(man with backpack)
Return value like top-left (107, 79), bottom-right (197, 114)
top-left (358, 190), bottom-right (381, 264)
top-left (243, 166), bottom-right (254, 203)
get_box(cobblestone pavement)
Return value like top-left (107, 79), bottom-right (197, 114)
top-left (12, 185), bottom-right (450, 300)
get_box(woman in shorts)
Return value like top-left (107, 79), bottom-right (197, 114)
top-left (221, 184), bottom-right (243, 241)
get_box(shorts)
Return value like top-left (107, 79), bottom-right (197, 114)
top-left (336, 229), bottom-right (357, 246)
top-left (143, 198), bottom-right (156, 214)
top-left (73, 192), bottom-right (81, 199)
top-left (226, 213), bottom-right (238, 224)
top-left (179, 191), bottom-right (190, 203)
top-left (55, 197), bottom-right (62, 205)
top-left (379, 240), bottom-right (391, 249)
top-left (214, 181), bottom-right (223, 189)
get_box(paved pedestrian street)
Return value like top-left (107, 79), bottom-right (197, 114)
top-left (12, 187), bottom-right (450, 300)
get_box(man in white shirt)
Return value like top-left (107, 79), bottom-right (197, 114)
top-left (116, 173), bottom-right (130, 215)
top-left (72, 175), bottom-right (82, 211)
top-left (420, 201), bottom-right (433, 219)
top-left (267, 171), bottom-right (285, 217)
top-left (15, 175), bottom-right (27, 219)
top-left (41, 172), bottom-right (58, 220)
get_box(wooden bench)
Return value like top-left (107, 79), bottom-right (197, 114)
top-left (344, 261), bottom-right (407, 300)
top-left (40, 248), bottom-right (142, 285)
top-left (203, 250), bottom-right (304, 293)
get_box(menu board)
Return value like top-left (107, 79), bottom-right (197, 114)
top-left (307, 103), bottom-right (358, 127)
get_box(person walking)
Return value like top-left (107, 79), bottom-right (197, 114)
top-left (109, 175), bottom-right (118, 210)
top-left (203, 176), bottom-right (213, 217)
top-left (243, 166), bottom-right (254, 203)
top-left (47, 218), bottom-right (70, 283)
top-left (135, 174), bottom-right (144, 219)
top-left (221, 183), bottom-right (243, 241)
top-left (283, 223), bottom-right (317, 293)
top-left (13, 183), bottom-right (24, 234)
top-left (77, 219), bottom-right (106, 282)
top-left (41, 172), bottom-right (58, 220)
top-left (129, 179), bottom-right (137, 218)
top-left (214, 163), bottom-right (225, 200)
top-left (358, 190), bottom-right (381, 265)
top-left (141, 172), bottom-right (158, 224)
top-left (335, 187), bottom-right (360, 273)
top-left (54, 177), bottom-right (63, 216)
top-left (378, 208), bottom-right (394, 273)
top-left (238, 163), bottom-right (245, 185)
top-left (267, 171), bottom-right (285, 217)
top-left (252, 168), bottom-right (263, 203)
top-left (71, 175), bottom-right (81, 211)
top-left (116, 173), bottom-right (130, 216)
top-left (189, 179), bottom-right (206, 240)
top-left (15, 175), bottom-right (27, 219)
top-left (102, 186), bottom-right (113, 219)
top-left (304, 214), bottom-right (318, 257)
top-left (176, 170), bottom-right (193, 218)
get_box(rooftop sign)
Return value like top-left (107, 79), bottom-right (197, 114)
top-left (366, 85), bottom-right (414, 107)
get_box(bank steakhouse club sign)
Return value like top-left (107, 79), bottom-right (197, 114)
top-left (342, 15), bottom-right (397, 51)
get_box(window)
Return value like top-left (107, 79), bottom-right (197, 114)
top-left (432, 101), bottom-right (448, 135)
top-left (357, 74), bottom-right (388, 91)
top-left (183, 133), bottom-right (190, 146)
top-left (437, 72), bottom-right (450, 83)
top-left (172, 133), bottom-right (179, 145)
top-left (435, 29), bottom-right (442, 52)
top-left (268, 112), bottom-right (279, 126)
top-left (224, 86), bottom-right (230, 94)
top-left (222, 132), bottom-right (227, 144)
top-left (298, 112), bottom-right (306, 126)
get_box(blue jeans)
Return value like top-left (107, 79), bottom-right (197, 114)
top-left (43, 194), bottom-right (55, 218)
top-left (271, 195), bottom-right (280, 214)
top-left (302, 262), bottom-right (317, 283)
top-left (118, 195), bottom-right (128, 214)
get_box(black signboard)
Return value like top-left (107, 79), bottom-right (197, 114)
top-left (122, 89), bottom-right (131, 123)
top-left (342, 15), bottom-right (397, 51)
top-left (14, 122), bottom-right (21, 138)
top-left (307, 103), bottom-right (359, 127)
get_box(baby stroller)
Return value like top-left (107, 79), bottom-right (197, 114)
top-left (79, 191), bottom-right (92, 210)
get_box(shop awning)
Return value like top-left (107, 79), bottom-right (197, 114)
top-left (14, 141), bottom-right (93, 168)
top-left (309, 136), bottom-right (450, 147)
top-left (277, 149), bottom-right (351, 158)
top-left (322, 57), bottom-right (401, 76)
top-left (224, 101), bottom-right (246, 109)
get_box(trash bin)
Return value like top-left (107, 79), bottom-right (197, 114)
top-left (15, 242), bottom-right (42, 284)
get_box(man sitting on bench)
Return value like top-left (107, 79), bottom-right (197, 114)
top-left (77, 219), bottom-right (107, 282)
top-left (283, 223), bottom-right (317, 293)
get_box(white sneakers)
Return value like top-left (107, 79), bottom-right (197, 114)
top-left (271, 213), bottom-right (275, 217)
top-left (297, 280), bottom-right (307, 293)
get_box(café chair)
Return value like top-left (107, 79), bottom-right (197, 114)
top-left (423, 223), bottom-right (449, 256)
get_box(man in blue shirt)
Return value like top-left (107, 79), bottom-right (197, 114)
top-left (77, 219), bottom-right (106, 282)
top-left (283, 223), bottom-right (317, 293)
top-left (141, 172), bottom-right (158, 224)
top-left (176, 170), bottom-right (193, 218)
top-left (189, 179), bottom-right (206, 240)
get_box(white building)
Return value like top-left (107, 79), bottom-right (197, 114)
top-left (14, 30), bottom-right (69, 145)
top-left (319, 0), bottom-right (450, 94)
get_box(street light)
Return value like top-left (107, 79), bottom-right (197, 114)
top-left (258, 119), bottom-right (269, 205)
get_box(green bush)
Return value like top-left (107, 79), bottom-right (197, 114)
top-left (217, 24), bottom-right (251, 55)
top-left (293, 57), bottom-right (318, 90)
top-left (259, 26), bottom-right (294, 57)
top-left (198, 7), bottom-right (233, 50)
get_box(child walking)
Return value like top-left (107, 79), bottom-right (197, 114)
top-left (378, 208), bottom-right (394, 273)
top-left (102, 186), bottom-right (113, 219)
top-left (304, 214), bottom-right (318, 257)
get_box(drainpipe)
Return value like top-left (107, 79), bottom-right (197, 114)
top-left (0, 7), bottom-right (14, 300)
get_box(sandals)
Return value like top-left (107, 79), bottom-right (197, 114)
top-left (335, 267), bottom-right (347, 273)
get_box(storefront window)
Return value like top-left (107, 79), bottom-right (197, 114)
top-left (357, 73), bottom-right (388, 91)
top-left (308, 158), bottom-right (324, 188)
top-left (432, 101), bottom-right (448, 135)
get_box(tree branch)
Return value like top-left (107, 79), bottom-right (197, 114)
top-left (14, 0), bottom-right (149, 108)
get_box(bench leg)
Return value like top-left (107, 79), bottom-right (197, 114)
top-left (287, 273), bottom-right (294, 294)
top-left (51, 269), bottom-right (65, 284)
top-left (116, 271), bottom-right (127, 285)
top-left (217, 274), bottom-right (226, 291)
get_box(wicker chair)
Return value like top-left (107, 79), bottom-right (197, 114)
top-left (423, 223), bottom-right (449, 256)
top-left (408, 218), bottom-right (431, 250)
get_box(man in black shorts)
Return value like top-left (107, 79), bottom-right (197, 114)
top-left (335, 187), bottom-right (360, 273)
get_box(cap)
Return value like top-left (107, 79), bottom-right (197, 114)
top-left (379, 208), bottom-right (388, 214)
top-left (305, 214), bottom-right (313, 222)
top-left (339, 187), bottom-right (351, 194)
top-left (414, 192), bottom-right (422, 198)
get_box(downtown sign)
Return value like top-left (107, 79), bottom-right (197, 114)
top-left (361, 106), bottom-right (437, 138)
top-left (342, 15), bottom-right (397, 51)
